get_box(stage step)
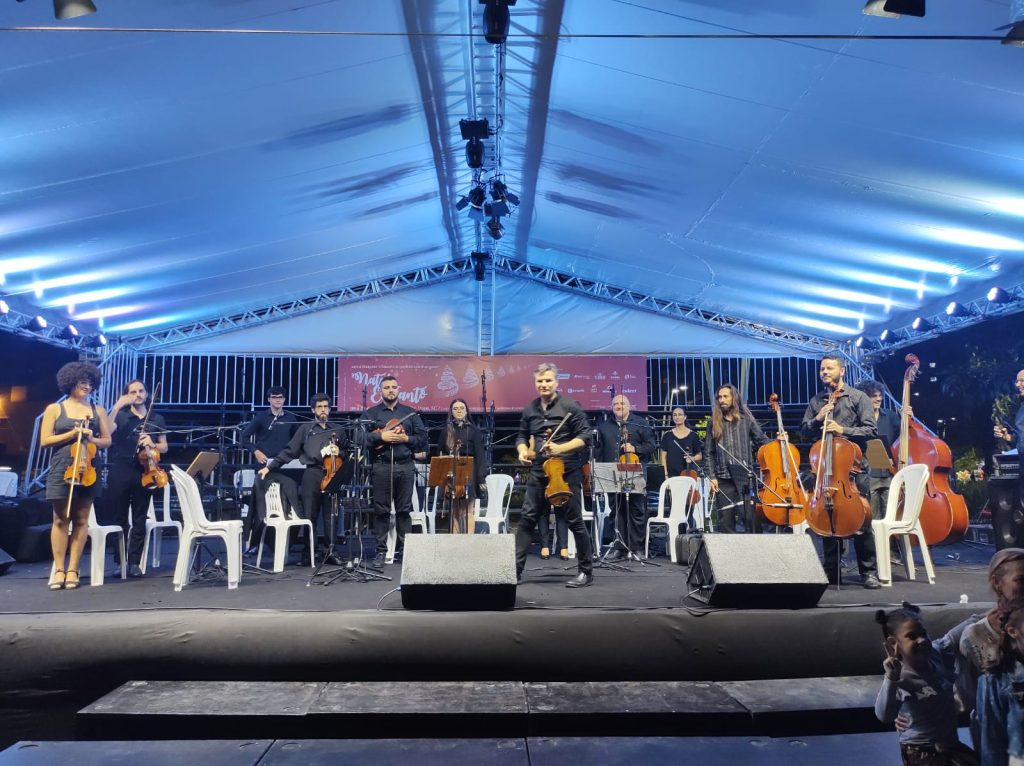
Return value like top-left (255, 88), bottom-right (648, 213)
top-left (77, 676), bottom-right (889, 741)
top-left (1, 733), bottom-right (928, 766)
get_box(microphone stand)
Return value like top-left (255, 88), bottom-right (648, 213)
top-left (714, 441), bottom-right (802, 533)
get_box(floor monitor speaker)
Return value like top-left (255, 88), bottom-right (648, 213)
top-left (686, 534), bottom-right (827, 608)
top-left (400, 535), bottom-right (516, 611)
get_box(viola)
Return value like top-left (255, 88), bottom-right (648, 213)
top-left (806, 386), bottom-right (871, 538)
top-left (756, 393), bottom-right (808, 527)
top-left (320, 433), bottom-right (344, 491)
top-left (891, 353), bottom-right (969, 545)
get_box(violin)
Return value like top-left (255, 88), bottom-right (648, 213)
top-left (806, 386), bottom-right (871, 538)
top-left (756, 393), bottom-right (808, 527)
top-left (526, 414), bottom-right (573, 507)
top-left (63, 418), bottom-right (98, 488)
top-left (136, 383), bottom-right (168, 491)
top-left (616, 421), bottom-right (642, 472)
top-left (320, 433), bottom-right (344, 491)
top-left (891, 353), bottom-right (969, 545)
top-left (373, 411), bottom-right (416, 450)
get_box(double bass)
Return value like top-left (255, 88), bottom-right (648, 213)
top-left (806, 386), bottom-right (872, 538)
top-left (891, 353), bottom-right (969, 545)
top-left (756, 393), bottom-right (808, 527)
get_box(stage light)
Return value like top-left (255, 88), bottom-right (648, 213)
top-left (854, 335), bottom-right (878, 350)
top-left (911, 316), bottom-right (933, 332)
top-left (25, 315), bottom-right (48, 332)
top-left (0, 299), bottom-right (8, 315)
top-left (84, 333), bottom-right (108, 348)
top-left (879, 328), bottom-right (893, 344)
top-left (486, 217), bottom-right (504, 241)
top-left (59, 324), bottom-right (80, 340)
top-left (470, 252), bottom-right (489, 282)
top-left (467, 186), bottom-right (487, 222)
top-left (54, 0), bottom-right (97, 19)
top-left (863, 0), bottom-right (924, 18)
top-left (459, 119), bottom-right (489, 141)
top-left (465, 138), bottom-right (484, 169)
top-left (480, 0), bottom-right (517, 44)
top-left (1002, 22), bottom-right (1024, 47)
top-left (988, 286), bottom-right (1013, 303)
top-left (945, 301), bottom-right (976, 318)
top-left (489, 179), bottom-right (520, 217)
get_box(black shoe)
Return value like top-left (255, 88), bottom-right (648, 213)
top-left (862, 574), bottom-right (882, 590)
top-left (128, 564), bottom-right (144, 578)
top-left (516, 570), bottom-right (523, 584)
top-left (604, 549), bottom-right (626, 562)
top-left (324, 553), bottom-right (344, 566)
top-left (371, 554), bottom-right (385, 569)
top-left (566, 572), bottom-right (594, 588)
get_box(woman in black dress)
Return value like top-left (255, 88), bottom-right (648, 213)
top-left (40, 362), bottom-right (112, 589)
top-left (435, 398), bottom-right (487, 533)
top-left (660, 407), bottom-right (703, 477)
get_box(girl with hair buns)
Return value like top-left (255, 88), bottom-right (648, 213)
top-left (977, 598), bottom-right (1024, 766)
top-left (39, 362), bottom-right (112, 590)
top-left (875, 602), bottom-right (978, 765)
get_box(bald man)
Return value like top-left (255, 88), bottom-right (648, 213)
top-left (597, 395), bottom-right (657, 559)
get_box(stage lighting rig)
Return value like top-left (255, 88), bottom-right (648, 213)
top-left (486, 217), bottom-right (504, 241)
top-left (25, 315), bottom-right (48, 332)
top-left (863, 0), bottom-right (924, 18)
top-left (16, 0), bottom-right (97, 20)
top-left (1003, 22), bottom-right (1024, 47)
top-left (479, 0), bottom-right (518, 45)
top-left (987, 286), bottom-right (1013, 304)
top-left (945, 301), bottom-right (976, 318)
top-left (489, 179), bottom-right (519, 217)
top-left (470, 251), bottom-right (489, 282)
top-left (0, 299), bottom-right (8, 315)
top-left (84, 333), bottom-right (108, 348)
top-left (911, 316), bottom-right (933, 332)
top-left (58, 324), bottom-right (80, 340)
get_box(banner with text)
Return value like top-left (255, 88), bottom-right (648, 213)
top-left (336, 356), bottom-right (648, 413)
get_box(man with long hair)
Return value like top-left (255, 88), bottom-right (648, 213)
top-left (704, 383), bottom-right (769, 533)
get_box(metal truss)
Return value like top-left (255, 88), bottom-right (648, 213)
top-left (0, 304), bottom-right (97, 352)
top-left (125, 260), bottom-right (477, 351)
top-left (860, 283), bottom-right (1024, 361)
top-left (491, 256), bottom-right (842, 356)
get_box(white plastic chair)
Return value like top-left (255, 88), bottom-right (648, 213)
top-left (475, 473), bottom-right (514, 534)
top-left (139, 483), bottom-right (181, 574)
top-left (84, 505), bottom-right (127, 586)
top-left (256, 482), bottom-right (314, 572)
top-left (871, 464), bottom-right (935, 586)
top-left (645, 476), bottom-right (699, 563)
top-left (170, 465), bottom-right (243, 591)
top-left (563, 489), bottom-right (608, 558)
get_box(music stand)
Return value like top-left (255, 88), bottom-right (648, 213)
top-left (591, 462), bottom-right (655, 568)
top-left (429, 456), bottom-right (475, 534)
top-left (186, 451), bottom-right (220, 481)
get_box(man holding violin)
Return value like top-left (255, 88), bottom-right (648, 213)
top-left (362, 375), bottom-right (427, 567)
top-left (596, 394), bottom-right (656, 560)
top-left (106, 379), bottom-right (168, 578)
top-left (801, 354), bottom-right (881, 589)
top-left (515, 362), bottom-right (595, 588)
top-left (259, 393), bottom-right (347, 566)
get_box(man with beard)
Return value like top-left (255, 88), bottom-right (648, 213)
top-left (259, 393), bottom-right (346, 565)
top-left (363, 375), bottom-right (427, 567)
top-left (239, 386), bottom-right (298, 549)
top-left (704, 384), bottom-right (770, 534)
top-left (802, 354), bottom-right (881, 589)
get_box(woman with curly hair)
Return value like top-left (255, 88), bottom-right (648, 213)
top-left (39, 361), bottom-right (112, 589)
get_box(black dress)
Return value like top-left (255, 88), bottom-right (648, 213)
top-left (45, 402), bottom-right (100, 502)
top-left (660, 429), bottom-right (702, 477)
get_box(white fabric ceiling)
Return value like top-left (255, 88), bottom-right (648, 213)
top-left (1, 0), bottom-right (1022, 354)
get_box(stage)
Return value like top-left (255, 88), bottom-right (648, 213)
top-left (0, 536), bottom-right (995, 752)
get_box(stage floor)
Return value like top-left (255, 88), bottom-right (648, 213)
top-left (0, 536), bottom-right (999, 613)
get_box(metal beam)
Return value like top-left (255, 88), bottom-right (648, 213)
top-left (124, 260), bottom-right (476, 351)
top-left (0, 306), bottom-right (93, 352)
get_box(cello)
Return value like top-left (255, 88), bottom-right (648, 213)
top-left (757, 393), bottom-right (808, 527)
top-left (806, 386), bottom-right (872, 538)
top-left (891, 353), bottom-right (969, 545)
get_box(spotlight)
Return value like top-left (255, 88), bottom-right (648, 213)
top-left (0, 299), bottom-right (8, 315)
top-left (84, 333), bottom-right (108, 348)
top-left (987, 286), bottom-right (1013, 303)
top-left (459, 119), bottom-right (490, 141)
top-left (486, 217), bottom-right (504, 241)
top-left (59, 324), bottom-right (80, 340)
top-left (863, 0), bottom-right (924, 18)
top-left (25, 315), bottom-right (48, 332)
top-left (879, 328), bottom-right (893, 344)
top-left (53, 0), bottom-right (97, 20)
top-left (854, 335), bottom-right (878, 350)
top-left (489, 179), bottom-right (520, 216)
top-left (465, 138), bottom-right (484, 169)
top-left (480, 0), bottom-right (517, 45)
top-left (945, 301), bottom-right (975, 318)
top-left (911, 316), bottom-right (933, 332)
top-left (1002, 21), bottom-right (1024, 47)
top-left (467, 186), bottom-right (487, 222)
top-left (470, 251), bottom-right (489, 282)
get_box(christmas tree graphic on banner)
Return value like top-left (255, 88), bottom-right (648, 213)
top-left (438, 365), bottom-right (459, 397)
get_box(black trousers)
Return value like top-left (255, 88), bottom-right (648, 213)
top-left (609, 491), bottom-right (647, 552)
top-left (714, 464), bottom-right (760, 534)
top-left (371, 460), bottom-right (415, 555)
top-left (515, 475), bottom-right (593, 575)
top-left (299, 467), bottom-right (327, 546)
top-left (821, 471), bottom-right (877, 579)
top-left (106, 463), bottom-right (155, 567)
top-left (538, 506), bottom-right (568, 551)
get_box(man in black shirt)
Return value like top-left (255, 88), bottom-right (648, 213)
top-left (106, 379), bottom-right (168, 577)
top-left (362, 375), bottom-right (427, 566)
top-left (515, 362), bottom-right (595, 587)
top-left (239, 386), bottom-right (298, 546)
top-left (260, 393), bottom-right (347, 565)
top-left (801, 354), bottom-right (881, 589)
top-left (596, 394), bottom-right (656, 559)
top-left (704, 384), bottom-right (770, 534)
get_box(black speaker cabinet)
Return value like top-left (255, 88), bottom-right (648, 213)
top-left (988, 477), bottom-right (1024, 550)
top-left (400, 535), bottom-right (517, 611)
top-left (686, 534), bottom-right (828, 608)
